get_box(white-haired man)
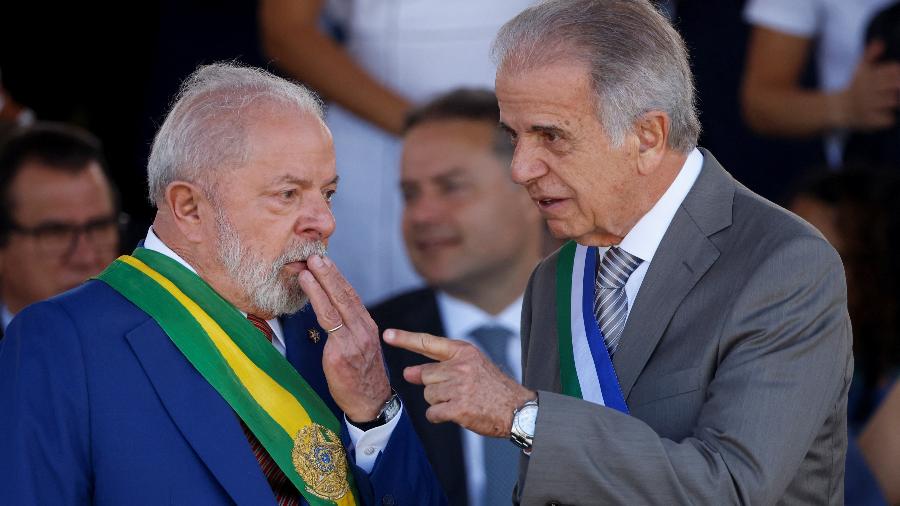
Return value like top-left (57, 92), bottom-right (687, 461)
top-left (385, 0), bottom-right (852, 504)
top-left (0, 64), bottom-right (446, 506)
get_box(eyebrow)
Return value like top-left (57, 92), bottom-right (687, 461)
top-left (399, 167), bottom-right (467, 187)
top-left (270, 174), bottom-right (340, 187)
top-left (498, 121), bottom-right (567, 138)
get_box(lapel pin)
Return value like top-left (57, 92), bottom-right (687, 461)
top-left (308, 329), bottom-right (321, 344)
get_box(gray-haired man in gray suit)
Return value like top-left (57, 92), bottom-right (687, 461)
top-left (384, 0), bottom-right (852, 504)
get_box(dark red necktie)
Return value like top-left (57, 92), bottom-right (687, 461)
top-left (242, 314), bottom-right (301, 506)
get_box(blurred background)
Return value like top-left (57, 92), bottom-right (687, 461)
top-left (1, 0), bottom-right (898, 504)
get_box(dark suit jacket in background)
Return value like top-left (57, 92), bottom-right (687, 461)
top-left (371, 288), bottom-right (470, 506)
top-left (0, 280), bottom-right (446, 506)
top-left (516, 149), bottom-right (852, 505)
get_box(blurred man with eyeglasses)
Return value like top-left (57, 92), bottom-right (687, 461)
top-left (0, 122), bottom-right (120, 337)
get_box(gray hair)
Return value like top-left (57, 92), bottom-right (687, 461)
top-left (147, 62), bottom-right (324, 206)
top-left (492, 0), bottom-right (700, 153)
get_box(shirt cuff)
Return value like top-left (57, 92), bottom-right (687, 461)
top-left (344, 402), bottom-right (403, 473)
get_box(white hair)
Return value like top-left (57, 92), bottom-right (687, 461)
top-left (147, 62), bottom-right (324, 206)
top-left (493, 0), bottom-right (701, 153)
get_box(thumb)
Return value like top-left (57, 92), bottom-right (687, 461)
top-left (863, 40), bottom-right (886, 64)
top-left (403, 365), bottom-right (425, 385)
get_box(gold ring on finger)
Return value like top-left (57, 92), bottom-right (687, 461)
top-left (325, 322), bottom-right (344, 334)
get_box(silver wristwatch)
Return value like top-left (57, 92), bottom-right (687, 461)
top-left (353, 389), bottom-right (401, 431)
top-left (510, 399), bottom-right (539, 454)
top-left (379, 389), bottom-right (402, 424)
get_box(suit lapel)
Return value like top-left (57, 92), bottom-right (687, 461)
top-left (415, 289), bottom-right (448, 337)
top-left (283, 308), bottom-right (342, 418)
top-left (614, 150), bottom-right (734, 399)
top-left (125, 319), bottom-right (274, 505)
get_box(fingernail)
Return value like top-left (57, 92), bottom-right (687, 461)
top-left (299, 271), bottom-right (313, 282)
top-left (383, 329), bottom-right (394, 342)
top-left (309, 256), bottom-right (324, 268)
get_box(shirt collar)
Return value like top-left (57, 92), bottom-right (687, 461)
top-left (1, 304), bottom-right (14, 332)
top-left (142, 227), bottom-right (286, 349)
top-left (435, 291), bottom-right (522, 341)
top-left (617, 148), bottom-right (703, 262)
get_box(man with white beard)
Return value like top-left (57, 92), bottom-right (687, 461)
top-left (0, 63), bottom-right (445, 506)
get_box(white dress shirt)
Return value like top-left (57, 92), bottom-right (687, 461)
top-left (435, 291), bottom-right (523, 506)
top-left (610, 148), bottom-right (703, 321)
top-left (142, 228), bottom-right (397, 472)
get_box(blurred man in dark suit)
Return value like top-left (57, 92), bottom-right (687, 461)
top-left (371, 89), bottom-right (545, 506)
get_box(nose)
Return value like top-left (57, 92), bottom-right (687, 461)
top-left (296, 194), bottom-right (336, 241)
top-left (404, 194), bottom-right (444, 227)
top-left (65, 230), bottom-right (103, 268)
top-left (510, 142), bottom-right (548, 186)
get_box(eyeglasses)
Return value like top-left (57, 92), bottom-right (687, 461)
top-left (9, 213), bottom-right (128, 259)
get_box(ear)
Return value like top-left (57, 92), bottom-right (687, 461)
top-left (634, 111), bottom-right (670, 176)
top-left (164, 181), bottom-right (209, 243)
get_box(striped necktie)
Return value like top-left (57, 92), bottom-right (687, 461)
top-left (593, 247), bottom-right (642, 355)
top-left (243, 314), bottom-right (301, 506)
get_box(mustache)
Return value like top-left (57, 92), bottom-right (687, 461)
top-left (276, 239), bottom-right (328, 266)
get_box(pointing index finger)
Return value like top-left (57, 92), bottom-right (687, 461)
top-left (383, 329), bottom-right (458, 362)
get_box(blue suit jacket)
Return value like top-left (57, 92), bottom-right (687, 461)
top-left (0, 280), bottom-right (446, 505)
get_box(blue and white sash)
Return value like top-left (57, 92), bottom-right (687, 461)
top-left (556, 241), bottom-right (628, 413)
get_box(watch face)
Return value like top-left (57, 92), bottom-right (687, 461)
top-left (515, 404), bottom-right (538, 435)
top-left (383, 394), bottom-right (402, 422)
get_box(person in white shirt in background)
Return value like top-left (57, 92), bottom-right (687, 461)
top-left (260, 0), bottom-right (536, 305)
top-left (742, 0), bottom-right (900, 167)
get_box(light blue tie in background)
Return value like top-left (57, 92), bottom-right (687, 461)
top-left (470, 324), bottom-right (519, 506)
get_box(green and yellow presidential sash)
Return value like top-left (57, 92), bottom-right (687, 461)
top-left (97, 248), bottom-right (359, 506)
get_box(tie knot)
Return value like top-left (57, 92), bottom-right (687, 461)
top-left (597, 247), bottom-right (642, 289)
top-left (246, 314), bottom-right (275, 343)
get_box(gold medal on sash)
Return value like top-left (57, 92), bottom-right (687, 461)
top-left (292, 423), bottom-right (350, 500)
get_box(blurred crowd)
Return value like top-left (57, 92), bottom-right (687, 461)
top-left (1, 0), bottom-right (898, 504)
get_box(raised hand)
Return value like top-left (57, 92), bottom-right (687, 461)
top-left (838, 40), bottom-right (900, 131)
top-left (298, 255), bottom-right (391, 422)
top-left (383, 329), bottom-right (535, 438)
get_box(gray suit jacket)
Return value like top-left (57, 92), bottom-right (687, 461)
top-left (516, 150), bottom-right (852, 505)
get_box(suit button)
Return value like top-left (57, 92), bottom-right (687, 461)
top-left (382, 495), bottom-right (395, 505)
top-left (547, 502), bottom-right (560, 506)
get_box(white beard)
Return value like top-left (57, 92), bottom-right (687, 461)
top-left (215, 208), bottom-right (326, 317)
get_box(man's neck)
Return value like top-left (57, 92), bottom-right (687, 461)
top-left (441, 249), bottom-right (541, 316)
